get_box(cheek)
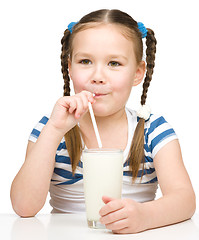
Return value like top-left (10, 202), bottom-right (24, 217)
top-left (110, 72), bottom-right (133, 104)
top-left (71, 69), bottom-right (87, 93)
top-left (111, 72), bottom-right (133, 92)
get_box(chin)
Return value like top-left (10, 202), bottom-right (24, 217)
top-left (93, 105), bottom-right (121, 118)
top-left (92, 105), bottom-right (109, 117)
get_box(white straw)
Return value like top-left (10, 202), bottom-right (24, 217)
top-left (88, 102), bottom-right (103, 148)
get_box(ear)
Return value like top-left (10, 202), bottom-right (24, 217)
top-left (68, 58), bottom-right (72, 79)
top-left (133, 61), bottom-right (146, 86)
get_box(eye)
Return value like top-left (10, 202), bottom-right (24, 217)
top-left (108, 61), bottom-right (121, 67)
top-left (80, 59), bottom-right (92, 65)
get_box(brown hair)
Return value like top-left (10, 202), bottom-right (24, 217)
top-left (60, 9), bottom-right (157, 181)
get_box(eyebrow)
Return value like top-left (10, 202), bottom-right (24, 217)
top-left (108, 55), bottom-right (128, 61)
top-left (74, 53), bottom-right (92, 59)
top-left (74, 52), bottom-right (128, 61)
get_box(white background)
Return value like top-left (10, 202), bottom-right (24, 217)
top-left (0, 0), bottom-right (198, 214)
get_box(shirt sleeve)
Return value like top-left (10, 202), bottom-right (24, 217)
top-left (28, 115), bottom-right (49, 143)
top-left (145, 114), bottom-right (178, 159)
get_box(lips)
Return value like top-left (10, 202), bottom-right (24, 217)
top-left (94, 93), bottom-right (108, 98)
top-left (94, 93), bottom-right (107, 96)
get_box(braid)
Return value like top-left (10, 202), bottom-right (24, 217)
top-left (61, 30), bottom-right (71, 96)
top-left (60, 29), bottom-right (82, 174)
top-left (128, 28), bottom-right (157, 181)
top-left (141, 29), bottom-right (157, 105)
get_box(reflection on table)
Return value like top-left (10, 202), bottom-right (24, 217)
top-left (1, 213), bottom-right (199, 240)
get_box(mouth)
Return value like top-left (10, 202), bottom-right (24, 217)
top-left (94, 93), bottom-right (108, 98)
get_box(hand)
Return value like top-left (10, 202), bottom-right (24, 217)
top-left (49, 91), bottom-right (95, 135)
top-left (99, 196), bottom-right (147, 234)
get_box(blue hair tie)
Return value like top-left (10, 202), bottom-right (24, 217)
top-left (137, 22), bottom-right (148, 38)
top-left (68, 21), bottom-right (78, 33)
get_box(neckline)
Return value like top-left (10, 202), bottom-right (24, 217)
top-left (123, 108), bottom-right (135, 163)
top-left (81, 108), bottom-right (135, 163)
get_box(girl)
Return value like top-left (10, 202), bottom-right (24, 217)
top-left (10, 9), bottom-right (196, 234)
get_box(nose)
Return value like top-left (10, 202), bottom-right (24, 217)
top-left (91, 65), bottom-right (106, 84)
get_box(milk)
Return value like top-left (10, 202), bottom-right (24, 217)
top-left (82, 149), bottom-right (123, 227)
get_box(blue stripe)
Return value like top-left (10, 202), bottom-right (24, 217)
top-left (57, 142), bottom-right (66, 151)
top-left (30, 116), bottom-right (49, 139)
top-left (123, 167), bottom-right (155, 177)
top-left (55, 155), bottom-right (83, 168)
top-left (78, 161), bottom-right (83, 168)
top-left (142, 177), bottom-right (158, 184)
top-left (144, 143), bottom-right (151, 153)
top-left (123, 155), bottom-right (153, 168)
top-left (148, 116), bottom-right (167, 135)
top-left (145, 155), bottom-right (153, 162)
top-left (55, 155), bottom-right (71, 164)
top-left (54, 167), bottom-right (82, 180)
top-left (123, 158), bottom-right (130, 167)
top-left (51, 177), bottom-right (83, 185)
top-left (39, 116), bottom-right (49, 125)
top-left (138, 167), bottom-right (155, 177)
top-left (54, 167), bottom-right (83, 185)
top-left (123, 171), bottom-right (132, 177)
top-left (56, 178), bottom-right (83, 185)
top-left (31, 129), bottom-right (40, 138)
top-left (150, 129), bottom-right (175, 152)
top-left (55, 154), bottom-right (83, 168)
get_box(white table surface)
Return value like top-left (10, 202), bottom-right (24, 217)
top-left (1, 212), bottom-right (199, 240)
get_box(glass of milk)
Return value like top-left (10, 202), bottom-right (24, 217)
top-left (82, 148), bottom-right (123, 229)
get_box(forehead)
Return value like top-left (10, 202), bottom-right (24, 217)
top-left (71, 24), bottom-right (135, 57)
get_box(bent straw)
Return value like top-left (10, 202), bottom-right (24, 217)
top-left (88, 102), bottom-right (103, 148)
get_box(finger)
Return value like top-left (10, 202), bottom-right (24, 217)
top-left (99, 199), bottom-right (124, 217)
top-left (81, 90), bottom-right (95, 103)
top-left (100, 207), bottom-right (127, 225)
top-left (74, 97), bottom-right (84, 118)
top-left (102, 196), bottom-right (115, 204)
top-left (112, 227), bottom-right (129, 234)
top-left (57, 96), bottom-right (71, 109)
top-left (105, 218), bottom-right (128, 231)
top-left (68, 98), bottom-right (77, 114)
top-left (78, 93), bottom-right (90, 110)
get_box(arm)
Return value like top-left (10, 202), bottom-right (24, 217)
top-left (99, 139), bottom-right (196, 233)
top-left (142, 139), bottom-right (196, 230)
top-left (10, 121), bottom-right (64, 217)
top-left (10, 91), bottom-right (94, 217)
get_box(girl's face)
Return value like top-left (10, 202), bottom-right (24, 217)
top-left (68, 24), bottom-right (145, 117)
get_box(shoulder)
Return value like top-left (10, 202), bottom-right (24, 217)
top-left (126, 107), bottom-right (175, 132)
top-left (146, 113), bottom-right (172, 133)
top-left (145, 113), bottom-right (178, 159)
top-left (126, 107), bottom-right (168, 126)
top-left (126, 107), bottom-right (169, 125)
top-left (126, 108), bottom-right (178, 159)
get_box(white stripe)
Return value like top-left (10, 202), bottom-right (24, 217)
top-left (34, 122), bottom-right (45, 132)
top-left (152, 135), bottom-right (178, 159)
top-left (56, 148), bottom-right (70, 157)
top-left (147, 122), bottom-right (174, 145)
top-left (52, 173), bottom-right (69, 182)
top-left (123, 161), bottom-right (154, 172)
top-left (55, 162), bottom-right (72, 170)
top-left (28, 135), bottom-right (37, 143)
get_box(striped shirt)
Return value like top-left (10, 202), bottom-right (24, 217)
top-left (29, 108), bottom-right (178, 213)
